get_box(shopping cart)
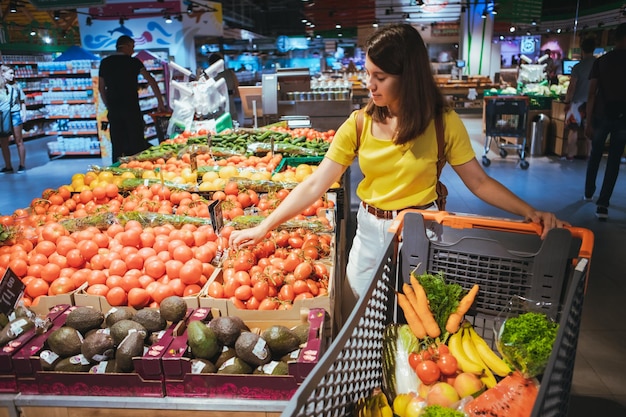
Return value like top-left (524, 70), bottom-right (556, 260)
top-left (149, 112), bottom-right (173, 143)
top-left (483, 96), bottom-right (530, 169)
top-left (280, 210), bottom-right (593, 417)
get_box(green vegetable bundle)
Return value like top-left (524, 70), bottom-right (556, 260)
top-left (415, 272), bottom-right (464, 336)
top-left (496, 311), bottom-right (559, 378)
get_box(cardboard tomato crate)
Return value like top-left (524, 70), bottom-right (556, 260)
top-left (198, 263), bottom-right (334, 324)
top-left (0, 304), bottom-right (70, 393)
top-left (161, 307), bottom-right (327, 399)
top-left (19, 305), bottom-right (194, 397)
top-left (28, 284), bottom-right (85, 316)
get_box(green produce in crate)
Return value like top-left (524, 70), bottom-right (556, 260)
top-left (235, 331), bottom-right (272, 367)
top-left (54, 356), bottom-right (92, 372)
top-left (0, 316), bottom-right (34, 346)
top-left (159, 295), bottom-right (188, 322)
top-left (191, 358), bottom-right (217, 373)
top-left (132, 308), bottom-right (167, 333)
top-left (81, 331), bottom-right (115, 363)
top-left (261, 325), bottom-right (301, 359)
top-left (115, 329), bottom-right (146, 372)
top-left (47, 326), bottom-right (83, 357)
top-left (217, 356), bottom-right (253, 374)
top-left (421, 405), bottom-right (465, 417)
top-left (110, 319), bottom-right (148, 345)
top-left (65, 306), bottom-right (104, 335)
top-left (208, 316), bottom-right (250, 347)
top-left (187, 320), bottom-right (221, 360)
top-left (105, 307), bottom-right (136, 327)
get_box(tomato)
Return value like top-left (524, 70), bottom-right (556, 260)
top-left (274, 231), bottom-right (290, 248)
top-left (258, 298), bottom-right (279, 310)
top-left (288, 236), bottom-right (304, 249)
top-left (223, 278), bottom-right (240, 298)
top-left (276, 189), bottom-right (290, 201)
top-left (294, 292), bottom-right (314, 301)
top-left (224, 181), bottom-right (239, 196)
top-left (282, 252), bottom-right (301, 273)
top-left (207, 281), bottom-right (224, 298)
top-left (415, 359), bottom-right (441, 385)
top-left (437, 353), bottom-right (459, 376)
top-left (233, 252), bottom-right (255, 272)
top-left (293, 262), bottom-right (313, 281)
top-left (278, 284), bottom-right (295, 302)
top-left (229, 296), bottom-right (246, 310)
top-left (128, 287), bottom-right (151, 309)
top-left (234, 284), bottom-right (252, 301)
top-left (234, 270), bottom-right (251, 286)
top-left (408, 352), bottom-right (422, 370)
top-left (251, 280), bottom-right (269, 300)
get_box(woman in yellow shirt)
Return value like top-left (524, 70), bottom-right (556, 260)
top-left (229, 24), bottom-right (566, 297)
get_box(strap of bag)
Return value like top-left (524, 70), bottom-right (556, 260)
top-left (434, 114), bottom-right (448, 211)
top-left (356, 109), bottom-right (448, 210)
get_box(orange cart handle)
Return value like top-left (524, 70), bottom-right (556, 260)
top-left (389, 209), bottom-right (594, 261)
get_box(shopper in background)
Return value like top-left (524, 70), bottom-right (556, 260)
top-left (207, 53), bottom-right (240, 126)
top-left (0, 72), bottom-right (24, 173)
top-left (584, 23), bottom-right (626, 220)
top-left (99, 35), bottom-right (167, 162)
top-left (229, 24), bottom-right (567, 301)
top-left (0, 65), bottom-right (26, 174)
top-left (562, 37), bottom-right (596, 161)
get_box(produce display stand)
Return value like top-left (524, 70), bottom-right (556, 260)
top-left (0, 394), bottom-right (18, 417)
top-left (482, 95), bottom-right (531, 169)
top-left (280, 210), bottom-right (593, 417)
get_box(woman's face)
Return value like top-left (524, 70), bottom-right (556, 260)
top-left (3, 70), bottom-right (14, 82)
top-left (364, 55), bottom-right (401, 112)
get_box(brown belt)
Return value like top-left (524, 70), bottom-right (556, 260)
top-left (361, 201), bottom-right (434, 220)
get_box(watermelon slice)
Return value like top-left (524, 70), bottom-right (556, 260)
top-left (464, 371), bottom-right (539, 417)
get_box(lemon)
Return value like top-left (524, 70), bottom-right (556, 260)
top-left (202, 171), bottom-right (219, 183)
top-left (98, 171), bottom-right (114, 183)
top-left (71, 173), bottom-right (85, 182)
top-left (218, 165), bottom-right (238, 180)
top-left (142, 171), bottom-right (156, 179)
top-left (120, 171), bottom-right (135, 180)
top-left (198, 181), bottom-right (216, 191)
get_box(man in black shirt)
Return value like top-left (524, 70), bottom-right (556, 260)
top-left (99, 35), bottom-right (167, 162)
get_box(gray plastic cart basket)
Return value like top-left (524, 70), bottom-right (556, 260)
top-left (280, 210), bottom-right (593, 417)
top-left (482, 96), bottom-right (531, 169)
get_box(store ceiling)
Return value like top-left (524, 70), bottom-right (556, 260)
top-left (0, 0), bottom-right (623, 49)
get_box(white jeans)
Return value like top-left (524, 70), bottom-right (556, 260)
top-left (345, 203), bottom-right (440, 298)
top-left (345, 203), bottom-right (395, 297)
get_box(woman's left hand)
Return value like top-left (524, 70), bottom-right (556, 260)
top-left (525, 211), bottom-right (570, 239)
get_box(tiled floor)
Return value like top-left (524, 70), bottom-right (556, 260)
top-left (1, 115), bottom-right (625, 416)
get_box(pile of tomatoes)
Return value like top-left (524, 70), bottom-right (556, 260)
top-left (408, 344), bottom-right (460, 385)
top-left (206, 228), bottom-right (332, 310)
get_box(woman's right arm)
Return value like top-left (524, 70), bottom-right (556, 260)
top-left (229, 157), bottom-right (347, 249)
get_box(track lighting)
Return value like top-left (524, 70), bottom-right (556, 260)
top-left (30, 29), bottom-right (37, 36)
top-left (53, 11), bottom-right (60, 21)
top-left (165, 15), bottom-right (172, 23)
top-left (9, 1), bottom-right (17, 13)
top-left (481, 10), bottom-right (487, 19)
top-left (187, 3), bottom-right (193, 14)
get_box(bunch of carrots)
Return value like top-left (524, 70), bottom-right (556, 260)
top-left (397, 272), bottom-right (479, 340)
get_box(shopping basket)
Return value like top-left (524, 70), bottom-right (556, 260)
top-left (149, 112), bottom-right (173, 143)
top-left (280, 210), bottom-right (593, 417)
top-left (482, 96), bottom-right (531, 169)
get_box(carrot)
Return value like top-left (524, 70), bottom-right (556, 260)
top-left (410, 275), bottom-right (441, 338)
top-left (445, 284), bottom-right (479, 334)
top-left (402, 282), bottom-right (419, 313)
top-left (397, 292), bottom-right (427, 339)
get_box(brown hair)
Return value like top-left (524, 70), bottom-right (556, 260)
top-left (364, 23), bottom-right (449, 145)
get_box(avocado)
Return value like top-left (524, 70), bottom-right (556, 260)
top-left (208, 316), bottom-right (250, 347)
top-left (213, 346), bottom-right (237, 369)
top-left (81, 331), bottom-right (115, 363)
top-left (0, 317), bottom-right (35, 346)
top-left (47, 326), bottom-right (83, 357)
top-left (105, 307), bottom-right (136, 327)
top-left (110, 319), bottom-right (148, 345)
top-left (280, 349), bottom-right (301, 363)
top-left (54, 355), bottom-right (92, 372)
top-left (39, 349), bottom-right (62, 371)
top-left (115, 330), bottom-right (145, 372)
top-left (65, 307), bottom-right (104, 335)
top-left (253, 360), bottom-right (290, 376)
top-left (261, 325), bottom-right (300, 359)
top-left (132, 308), bottom-right (167, 333)
top-left (159, 296), bottom-right (188, 322)
top-left (191, 358), bottom-right (217, 374)
top-left (290, 323), bottom-right (311, 345)
top-left (235, 331), bottom-right (272, 367)
top-left (187, 320), bottom-right (221, 360)
top-left (217, 357), bottom-right (253, 374)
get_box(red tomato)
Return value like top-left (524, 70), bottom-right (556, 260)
top-left (207, 281), bottom-right (224, 298)
top-left (234, 284), bottom-right (252, 301)
top-left (415, 359), bottom-right (441, 385)
top-left (251, 280), bottom-right (269, 300)
top-left (258, 298), bottom-right (279, 310)
top-left (288, 236), bottom-right (304, 249)
top-left (293, 262), bottom-right (313, 281)
top-left (437, 353), bottom-right (459, 376)
top-left (278, 284), bottom-right (295, 302)
top-left (282, 252), bottom-right (301, 273)
top-left (408, 352), bottom-right (422, 370)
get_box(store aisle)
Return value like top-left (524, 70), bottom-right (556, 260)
top-left (1, 117), bottom-right (625, 416)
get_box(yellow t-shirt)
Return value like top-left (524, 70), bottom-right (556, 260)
top-left (325, 110), bottom-right (476, 211)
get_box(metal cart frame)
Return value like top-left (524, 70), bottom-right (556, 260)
top-left (281, 210), bottom-right (593, 417)
top-left (482, 96), bottom-right (531, 169)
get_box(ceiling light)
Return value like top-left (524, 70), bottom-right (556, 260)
top-left (53, 11), bottom-right (60, 21)
top-left (531, 20), bottom-right (537, 26)
top-left (557, 27), bottom-right (562, 33)
top-left (481, 10), bottom-right (487, 19)
top-left (30, 29), bottom-right (37, 36)
top-left (165, 15), bottom-right (172, 23)
top-left (9, 1), bottom-right (17, 13)
top-left (509, 25), bottom-right (516, 33)
top-left (43, 36), bottom-right (52, 44)
top-left (187, 4), bottom-right (193, 14)
top-left (338, 33), bottom-right (342, 37)
top-left (335, 23), bottom-right (341, 29)
top-left (372, 21), bottom-right (378, 28)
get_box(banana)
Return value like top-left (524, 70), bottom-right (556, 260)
top-left (377, 393), bottom-right (393, 417)
top-left (467, 325), bottom-right (512, 377)
top-left (368, 394), bottom-right (381, 417)
top-left (480, 367), bottom-right (498, 389)
top-left (355, 396), bottom-right (368, 417)
top-left (448, 329), bottom-right (485, 375)
top-left (461, 327), bottom-right (487, 369)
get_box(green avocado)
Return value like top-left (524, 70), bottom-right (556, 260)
top-left (208, 316), bottom-right (250, 347)
top-left (159, 296), bottom-right (188, 322)
top-left (54, 355), bottom-right (92, 372)
top-left (81, 331), bottom-right (115, 363)
top-left (187, 320), bottom-right (220, 360)
top-left (261, 325), bottom-right (300, 359)
top-left (253, 360), bottom-right (290, 376)
top-left (217, 357), bottom-right (253, 374)
top-left (110, 319), bottom-right (148, 346)
top-left (65, 307), bottom-right (104, 335)
top-left (115, 330), bottom-right (145, 372)
top-left (132, 308), bottom-right (167, 333)
top-left (47, 326), bottom-right (83, 357)
top-left (105, 307), bottom-right (136, 327)
top-left (235, 331), bottom-right (272, 367)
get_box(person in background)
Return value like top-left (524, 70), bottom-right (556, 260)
top-left (562, 38), bottom-right (596, 161)
top-left (544, 49), bottom-right (558, 85)
top-left (0, 65), bottom-right (26, 173)
top-left (584, 23), bottom-right (626, 220)
top-left (99, 35), bottom-right (167, 162)
top-left (229, 24), bottom-right (567, 302)
top-left (208, 53), bottom-right (240, 126)
top-left (0, 71), bottom-right (24, 174)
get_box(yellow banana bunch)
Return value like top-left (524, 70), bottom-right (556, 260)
top-left (460, 326), bottom-right (497, 388)
top-left (447, 328), bottom-right (485, 375)
top-left (354, 391), bottom-right (393, 417)
top-left (465, 323), bottom-right (513, 378)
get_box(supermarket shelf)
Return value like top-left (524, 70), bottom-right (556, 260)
top-left (23, 132), bottom-right (47, 140)
top-left (39, 70), bottom-right (91, 76)
top-left (32, 87), bottom-right (92, 92)
top-left (25, 99), bottom-right (94, 106)
top-left (48, 150), bottom-right (101, 157)
top-left (46, 130), bottom-right (98, 135)
top-left (47, 115), bottom-right (97, 120)
top-left (14, 395), bottom-right (288, 413)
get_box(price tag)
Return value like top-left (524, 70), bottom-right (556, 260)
top-left (208, 200), bottom-right (224, 235)
top-left (0, 268), bottom-right (26, 315)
